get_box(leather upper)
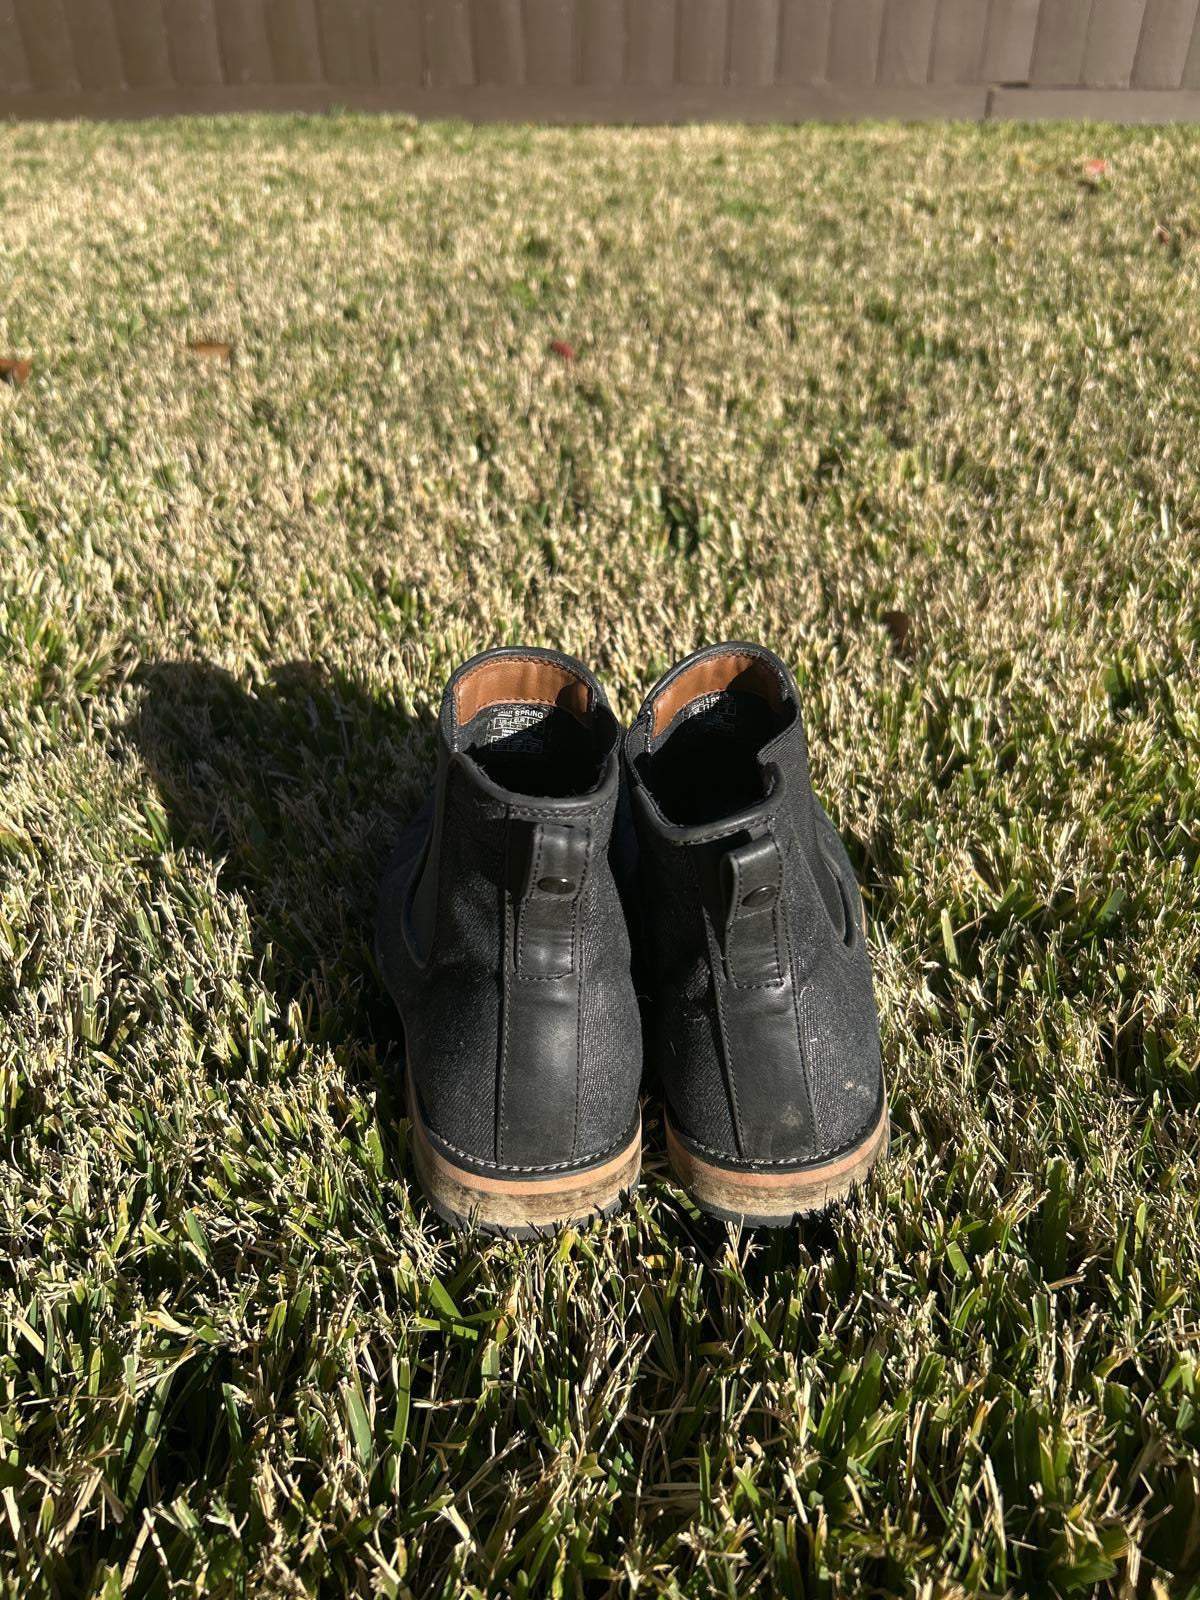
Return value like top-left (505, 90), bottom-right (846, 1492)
top-left (377, 648), bottom-right (642, 1174)
top-left (625, 642), bottom-right (884, 1167)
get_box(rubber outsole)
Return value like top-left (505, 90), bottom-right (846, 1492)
top-left (407, 1070), bottom-right (642, 1238)
top-left (665, 1099), bottom-right (889, 1227)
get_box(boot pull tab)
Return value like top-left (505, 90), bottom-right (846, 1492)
top-left (515, 820), bottom-right (588, 980)
top-left (720, 833), bottom-right (785, 987)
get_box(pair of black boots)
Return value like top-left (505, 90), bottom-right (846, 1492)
top-left (377, 643), bottom-right (887, 1235)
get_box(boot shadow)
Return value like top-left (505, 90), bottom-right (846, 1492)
top-left (124, 658), bottom-right (435, 1104)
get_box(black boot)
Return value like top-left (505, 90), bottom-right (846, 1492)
top-left (625, 642), bottom-right (887, 1225)
top-left (377, 647), bottom-right (642, 1235)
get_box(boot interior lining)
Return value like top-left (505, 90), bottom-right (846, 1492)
top-left (638, 689), bottom-right (793, 826)
top-left (649, 652), bottom-right (786, 736)
top-left (454, 658), bottom-right (591, 727)
top-left (463, 702), bottom-right (609, 797)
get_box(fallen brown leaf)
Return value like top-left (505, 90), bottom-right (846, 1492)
top-left (187, 341), bottom-right (234, 363)
top-left (881, 608), bottom-right (913, 656)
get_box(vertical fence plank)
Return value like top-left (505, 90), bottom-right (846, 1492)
top-left (980, 0), bottom-right (1040, 80)
top-left (373, 0), bottom-right (421, 81)
top-left (778, 0), bottom-right (831, 80)
top-left (729, 0), bottom-right (778, 84)
top-left (9, 0), bottom-right (1199, 108)
top-left (62, 0), bottom-right (124, 90)
top-left (317, 0), bottom-right (375, 80)
top-left (1029, 0), bottom-right (1092, 83)
top-left (423, 0), bottom-right (473, 85)
top-left (523, 0), bottom-right (573, 83)
top-left (163, 0), bottom-right (223, 84)
top-left (14, 0), bottom-right (79, 90)
top-left (628, 0), bottom-right (674, 82)
top-left (264, 0), bottom-right (322, 81)
top-left (827, 0), bottom-right (885, 81)
top-left (1081, 0), bottom-right (1147, 83)
top-left (929, 0), bottom-right (988, 80)
top-left (472, 0), bottom-right (523, 83)
top-left (112, 0), bottom-right (173, 86)
top-left (0, 0), bottom-right (31, 92)
top-left (1131, 0), bottom-right (1199, 86)
top-left (1185, 5), bottom-right (1200, 80)
top-left (578, 0), bottom-right (624, 82)
top-left (215, 0), bottom-right (272, 83)
top-left (878, 0), bottom-right (936, 82)
top-left (678, 0), bottom-right (727, 82)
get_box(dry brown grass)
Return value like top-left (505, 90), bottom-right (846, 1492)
top-left (1, 114), bottom-right (1199, 1597)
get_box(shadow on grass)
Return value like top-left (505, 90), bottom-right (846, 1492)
top-left (126, 661), bottom-right (866, 1259)
top-left (126, 658), bottom-right (434, 1103)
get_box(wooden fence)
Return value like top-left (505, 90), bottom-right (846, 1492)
top-left (2, 0), bottom-right (1200, 120)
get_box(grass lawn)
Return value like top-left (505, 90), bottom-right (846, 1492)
top-left (2, 112), bottom-right (1199, 1598)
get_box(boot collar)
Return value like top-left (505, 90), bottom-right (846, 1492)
top-left (441, 646), bottom-right (621, 821)
top-left (625, 641), bottom-right (805, 845)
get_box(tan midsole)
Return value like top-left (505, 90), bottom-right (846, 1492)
top-left (407, 1071), bottom-right (641, 1223)
top-left (666, 1100), bottom-right (889, 1205)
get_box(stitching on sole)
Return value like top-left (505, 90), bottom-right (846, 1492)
top-left (670, 1100), bottom-right (886, 1171)
top-left (423, 1118), bottom-right (639, 1177)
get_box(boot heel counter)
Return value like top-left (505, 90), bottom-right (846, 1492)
top-left (497, 819), bottom-right (589, 1167)
top-left (714, 833), bottom-right (817, 1163)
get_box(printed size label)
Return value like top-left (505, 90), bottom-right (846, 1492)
top-left (474, 703), bottom-right (552, 754)
top-left (686, 691), bottom-right (742, 736)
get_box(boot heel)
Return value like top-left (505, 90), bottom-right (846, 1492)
top-left (665, 1102), bottom-right (888, 1228)
top-left (408, 1071), bottom-right (641, 1237)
